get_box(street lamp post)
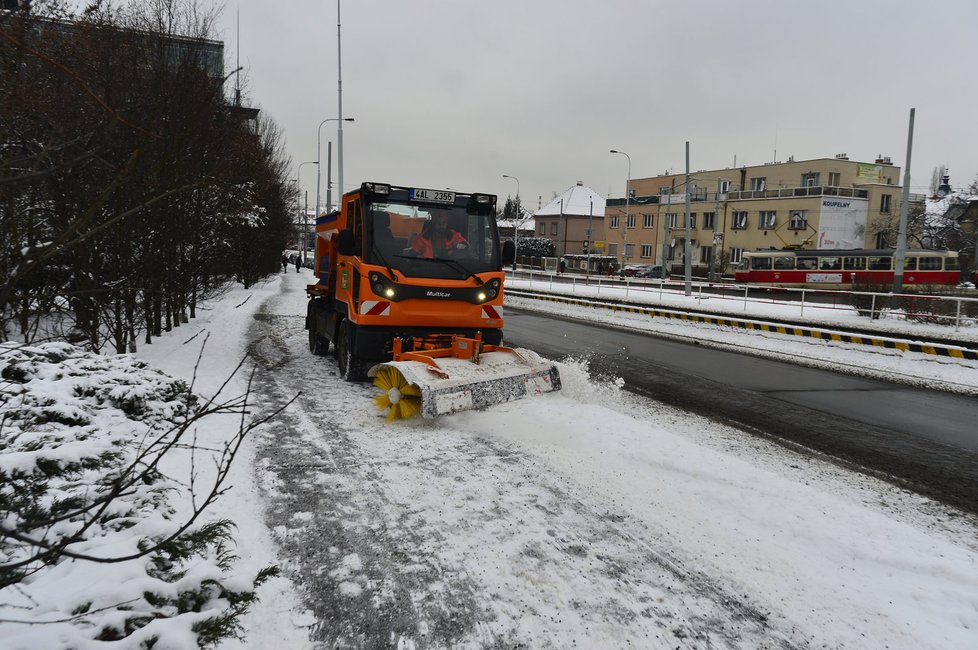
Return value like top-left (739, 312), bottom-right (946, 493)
top-left (296, 161), bottom-right (318, 262)
top-left (502, 174), bottom-right (520, 272)
top-left (316, 117), bottom-right (354, 219)
top-left (610, 149), bottom-right (631, 274)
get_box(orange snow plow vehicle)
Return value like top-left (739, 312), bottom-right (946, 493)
top-left (305, 182), bottom-right (560, 420)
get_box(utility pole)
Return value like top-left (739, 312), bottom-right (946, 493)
top-left (684, 141), bottom-right (692, 296)
top-left (893, 108), bottom-right (915, 293)
top-left (336, 0), bottom-right (346, 200)
top-left (587, 198), bottom-right (593, 278)
top-left (325, 142), bottom-right (333, 211)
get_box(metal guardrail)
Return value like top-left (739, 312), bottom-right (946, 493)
top-left (506, 287), bottom-right (978, 362)
top-left (510, 268), bottom-right (978, 332)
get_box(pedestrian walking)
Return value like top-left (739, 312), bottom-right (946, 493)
top-left (294, 255), bottom-right (301, 273)
top-left (282, 254), bottom-right (288, 273)
top-left (558, 259), bottom-right (566, 275)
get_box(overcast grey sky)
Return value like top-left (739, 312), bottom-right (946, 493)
top-left (215, 0), bottom-right (978, 211)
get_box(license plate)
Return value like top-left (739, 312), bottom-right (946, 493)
top-left (410, 188), bottom-right (455, 204)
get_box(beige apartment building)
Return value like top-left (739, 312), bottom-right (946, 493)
top-left (606, 155), bottom-right (916, 274)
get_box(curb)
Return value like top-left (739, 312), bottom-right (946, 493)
top-left (506, 289), bottom-right (978, 362)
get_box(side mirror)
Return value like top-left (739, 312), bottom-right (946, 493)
top-left (337, 229), bottom-right (356, 256)
top-left (501, 240), bottom-right (515, 266)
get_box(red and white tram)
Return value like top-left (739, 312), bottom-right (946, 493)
top-left (734, 249), bottom-right (962, 288)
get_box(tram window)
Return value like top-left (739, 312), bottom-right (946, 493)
top-left (844, 257), bottom-right (866, 270)
top-left (903, 257), bottom-right (917, 271)
top-left (797, 257), bottom-right (817, 270)
top-left (918, 257), bottom-right (941, 271)
top-left (868, 257), bottom-right (891, 270)
top-left (751, 257), bottom-right (772, 270)
top-left (773, 256), bottom-right (794, 270)
top-left (819, 257), bottom-right (841, 270)
top-left (946, 257), bottom-right (960, 270)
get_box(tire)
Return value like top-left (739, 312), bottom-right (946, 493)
top-left (336, 319), bottom-right (367, 381)
top-left (308, 324), bottom-right (329, 356)
top-left (307, 302), bottom-right (330, 356)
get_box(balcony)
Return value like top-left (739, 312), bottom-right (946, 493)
top-left (726, 186), bottom-right (869, 201)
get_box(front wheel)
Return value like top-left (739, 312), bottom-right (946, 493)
top-left (336, 319), bottom-right (368, 381)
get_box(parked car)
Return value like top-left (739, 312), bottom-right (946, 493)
top-left (635, 264), bottom-right (665, 278)
top-left (622, 264), bottom-right (664, 278)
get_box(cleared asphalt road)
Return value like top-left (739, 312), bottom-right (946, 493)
top-left (503, 306), bottom-right (978, 515)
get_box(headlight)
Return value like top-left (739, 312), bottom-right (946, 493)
top-left (370, 272), bottom-right (396, 298)
top-left (477, 292), bottom-right (487, 302)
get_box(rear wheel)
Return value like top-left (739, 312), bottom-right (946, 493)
top-left (307, 302), bottom-right (330, 356)
top-left (309, 325), bottom-right (329, 356)
top-left (336, 319), bottom-right (368, 381)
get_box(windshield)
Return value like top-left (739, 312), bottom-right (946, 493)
top-left (365, 198), bottom-right (499, 280)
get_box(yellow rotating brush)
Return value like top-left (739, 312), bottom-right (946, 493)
top-left (373, 366), bottom-right (423, 421)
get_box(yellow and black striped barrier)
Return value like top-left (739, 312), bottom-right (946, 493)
top-left (507, 289), bottom-right (978, 362)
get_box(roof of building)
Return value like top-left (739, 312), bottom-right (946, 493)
top-left (535, 181), bottom-right (605, 217)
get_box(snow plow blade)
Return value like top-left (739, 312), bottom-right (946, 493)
top-left (369, 335), bottom-right (560, 420)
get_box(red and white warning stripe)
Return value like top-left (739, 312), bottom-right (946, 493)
top-left (482, 305), bottom-right (502, 320)
top-left (361, 301), bottom-right (391, 316)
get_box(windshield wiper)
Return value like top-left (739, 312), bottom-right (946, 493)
top-left (392, 254), bottom-right (483, 284)
top-left (372, 243), bottom-right (398, 281)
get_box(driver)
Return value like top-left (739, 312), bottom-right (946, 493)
top-left (411, 210), bottom-right (467, 259)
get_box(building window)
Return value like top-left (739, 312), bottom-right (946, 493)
top-left (688, 213), bottom-right (697, 229)
top-left (702, 212), bottom-right (716, 229)
top-left (729, 247), bottom-right (744, 263)
top-left (828, 172), bottom-right (841, 186)
top-left (874, 232), bottom-right (889, 249)
top-left (880, 194), bottom-right (892, 213)
top-left (641, 244), bottom-right (653, 258)
top-left (626, 214), bottom-right (636, 229)
top-left (718, 180), bottom-right (730, 193)
top-left (538, 222), bottom-right (546, 235)
top-left (759, 211), bottom-right (777, 229)
top-left (750, 177), bottom-right (766, 191)
top-left (608, 242), bottom-right (618, 257)
top-left (659, 186), bottom-right (672, 196)
top-left (643, 214), bottom-right (653, 228)
top-left (789, 210), bottom-right (808, 230)
top-left (550, 223), bottom-right (558, 235)
top-left (700, 246), bottom-right (713, 263)
top-left (609, 215), bottom-right (619, 229)
top-left (624, 243), bottom-right (635, 258)
top-left (732, 211), bottom-right (748, 229)
top-left (801, 172), bottom-right (820, 187)
top-left (667, 213), bottom-right (678, 229)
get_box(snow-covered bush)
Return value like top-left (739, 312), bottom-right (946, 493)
top-left (0, 342), bottom-right (277, 648)
top-left (518, 237), bottom-right (556, 258)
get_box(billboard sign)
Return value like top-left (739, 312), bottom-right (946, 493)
top-left (856, 163), bottom-right (883, 183)
top-left (817, 198), bottom-right (868, 249)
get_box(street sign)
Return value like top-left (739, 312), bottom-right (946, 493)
top-left (595, 241), bottom-right (605, 249)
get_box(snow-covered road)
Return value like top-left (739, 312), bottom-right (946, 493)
top-left (222, 272), bottom-right (978, 649)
